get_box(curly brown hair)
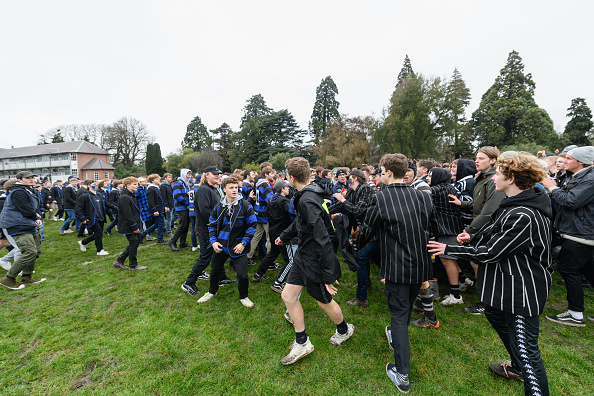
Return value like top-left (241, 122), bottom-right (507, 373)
top-left (380, 153), bottom-right (408, 179)
top-left (285, 157), bottom-right (310, 184)
top-left (497, 152), bottom-right (547, 190)
top-left (221, 176), bottom-right (240, 190)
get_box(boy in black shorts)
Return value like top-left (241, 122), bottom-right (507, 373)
top-left (276, 157), bottom-right (354, 365)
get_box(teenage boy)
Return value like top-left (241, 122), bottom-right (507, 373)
top-left (169, 169), bottom-right (192, 251)
top-left (113, 177), bottom-right (147, 271)
top-left (143, 174), bottom-right (167, 244)
top-left (75, 180), bottom-right (109, 256)
top-left (252, 180), bottom-right (292, 286)
top-left (358, 154), bottom-right (433, 394)
top-left (449, 146), bottom-right (506, 314)
top-left (0, 171), bottom-right (46, 289)
top-left (276, 157), bottom-right (354, 366)
top-left (429, 152), bottom-right (552, 396)
top-left (50, 180), bottom-right (64, 221)
top-left (160, 173), bottom-right (175, 237)
top-left (197, 177), bottom-right (257, 307)
top-left (59, 177), bottom-right (79, 235)
top-left (247, 166), bottom-right (275, 265)
top-left (136, 177), bottom-right (152, 240)
top-left (105, 180), bottom-right (122, 235)
top-left (241, 169), bottom-right (256, 200)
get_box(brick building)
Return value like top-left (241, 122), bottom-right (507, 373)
top-left (0, 141), bottom-right (115, 183)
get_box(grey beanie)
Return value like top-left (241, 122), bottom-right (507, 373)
top-left (562, 144), bottom-right (578, 153)
top-left (567, 146), bottom-right (594, 165)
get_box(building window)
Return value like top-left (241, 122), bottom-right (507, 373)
top-left (94, 172), bottom-right (99, 181)
top-left (105, 171), bottom-right (109, 179)
top-left (71, 169), bottom-right (78, 176)
top-left (71, 153), bottom-right (77, 161)
top-left (85, 172), bottom-right (89, 179)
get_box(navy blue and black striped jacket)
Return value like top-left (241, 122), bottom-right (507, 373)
top-left (135, 186), bottom-right (150, 222)
top-left (172, 179), bottom-right (190, 212)
top-left (208, 197), bottom-right (257, 258)
top-left (253, 179), bottom-right (274, 223)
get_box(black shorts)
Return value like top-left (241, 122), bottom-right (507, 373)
top-left (287, 264), bottom-right (333, 304)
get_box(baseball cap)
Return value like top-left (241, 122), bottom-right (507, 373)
top-left (205, 166), bottom-right (222, 175)
top-left (273, 180), bottom-right (291, 192)
top-left (16, 171), bottom-right (36, 179)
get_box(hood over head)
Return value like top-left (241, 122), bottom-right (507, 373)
top-left (429, 167), bottom-right (451, 186)
top-left (456, 159), bottom-right (477, 181)
top-left (179, 169), bottom-right (191, 187)
top-left (499, 187), bottom-right (552, 218)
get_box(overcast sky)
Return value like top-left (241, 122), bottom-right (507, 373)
top-left (2, 1), bottom-right (593, 157)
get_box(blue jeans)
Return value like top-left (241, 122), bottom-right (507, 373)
top-left (60, 210), bottom-right (76, 231)
top-left (356, 240), bottom-right (379, 301)
top-left (141, 215), bottom-right (164, 241)
top-left (106, 214), bottom-right (118, 233)
top-left (39, 218), bottom-right (45, 240)
top-left (190, 216), bottom-right (197, 247)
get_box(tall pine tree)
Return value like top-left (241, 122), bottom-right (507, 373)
top-left (564, 98), bottom-right (593, 145)
top-left (309, 76), bottom-right (340, 145)
top-left (240, 94), bottom-right (272, 127)
top-left (145, 143), bottom-right (165, 175)
top-left (444, 68), bottom-right (473, 158)
top-left (182, 116), bottom-right (212, 152)
top-left (396, 55), bottom-right (415, 86)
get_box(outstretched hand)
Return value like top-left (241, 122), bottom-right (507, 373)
top-left (448, 194), bottom-right (461, 206)
top-left (325, 281), bottom-right (339, 295)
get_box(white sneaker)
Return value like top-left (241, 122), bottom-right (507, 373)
top-left (197, 292), bottom-right (215, 304)
top-left (192, 246), bottom-right (200, 252)
top-left (459, 278), bottom-right (474, 292)
top-left (78, 240), bottom-right (86, 252)
top-left (281, 338), bottom-right (315, 365)
top-left (63, 229), bottom-right (74, 234)
top-left (330, 323), bottom-right (355, 346)
top-left (0, 260), bottom-right (11, 271)
top-left (53, 217), bottom-right (58, 221)
top-left (84, 229), bottom-right (88, 235)
top-left (441, 294), bottom-right (464, 305)
top-left (97, 250), bottom-right (109, 256)
top-left (240, 297), bottom-right (254, 308)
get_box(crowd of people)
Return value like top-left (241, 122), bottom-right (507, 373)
top-left (0, 143), bottom-right (593, 395)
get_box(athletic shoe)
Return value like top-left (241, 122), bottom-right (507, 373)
top-left (488, 361), bottom-right (524, 382)
top-left (267, 263), bottom-right (281, 270)
top-left (329, 323), bottom-right (355, 346)
top-left (546, 311), bottom-right (586, 327)
top-left (413, 298), bottom-right (424, 313)
top-left (167, 233), bottom-right (173, 237)
top-left (197, 292), bottom-right (215, 304)
top-left (0, 276), bottom-right (25, 290)
top-left (20, 276), bottom-right (47, 285)
top-left (97, 250), bottom-right (109, 256)
top-left (84, 229), bottom-right (88, 235)
top-left (145, 235), bottom-right (157, 241)
top-left (252, 273), bottom-right (269, 282)
top-left (270, 283), bottom-right (284, 293)
top-left (219, 279), bottom-right (236, 286)
top-left (385, 326), bottom-right (394, 351)
top-left (465, 302), bottom-right (486, 315)
top-left (179, 243), bottom-right (189, 249)
top-left (104, 230), bottom-right (112, 236)
top-left (346, 298), bottom-right (369, 308)
top-left (247, 258), bottom-right (256, 266)
top-left (411, 315), bottom-right (440, 328)
top-left (129, 265), bottom-right (148, 271)
top-left (284, 311), bottom-right (293, 324)
top-left (63, 229), bottom-right (74, 234)
top-left (386, 363), bottom-right (409, 394)
top-left (441, 294), bottom-right (464, 305)
top-left (192, 246), bottom-right (199, 252)
top-left (240, 297), bottom-right (254, 308)
top-left (112, 261), bottom-right (127, 270)
top-left (197, 272), bottom-right (210, 280)
top-left (459, 278), bottom-right (474, 292)
top-left (181, 282), bottom-right (200, 296)
top-left (588, 316), bottom-right (594, 323)
top-left (53, 216), bottom-right (58, 221)
top-left (78, 240), bottom-right (87, 252)
top-left (168, 242), bottom-right (180, 251)
top-left (280, 338), bottom-right (314, 365)
top-left (58, 230), bottom-right (65, 235)
top-left (0, 260), bottom-right (11, 271)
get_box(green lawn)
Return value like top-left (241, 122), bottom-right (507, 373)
top-left (1, 220), bottom-right (593, 395)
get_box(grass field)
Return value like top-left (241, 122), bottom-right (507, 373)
top-left (1, 219), bottom-right (593, 395)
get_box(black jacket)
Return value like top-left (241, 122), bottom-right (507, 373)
top-left (107, 189), bottom-right (120, 215)
top-left (446, 188), bottom-right (552, 316)
top-left (117, 188), bottom-right (141, 234)
top-left (430, 168), bottom-right (463, 237)
top-left (266, 194), bottom-right (292, 242)
top-left (329, 182), bottom-right (375, 230)
top-left (62, 184), bottom-right (78, 209)
top-left (147, 184), bottom-right (166, 214)
top-left (75, 190), bottom-right (106, 227)
top-left (195, 183), bottom-right (221, 230)
top-left (279, 183), bottom-right (341, 284)
top-left (160, 182), bottom-right (174, 209)
top-left (358, 183), bottom-right (435, 284)
top-left (49, 185), bottom-right (62, 203)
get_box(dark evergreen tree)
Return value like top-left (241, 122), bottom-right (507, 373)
top-left (51, 132), bottom-right (65, 143)
top-left (211, 123), bottom-right (235, 172)
top-left (396, 54), bottom-right (415, 86)
top-left (182, 116), bottom-right (212, 152)
top-left (444, 68), bottom-right (473, 158)
top-left (240, 94), bottom-right (272, 127)
top-left (564, 97), bottom-right (593, 145)
top-left (145, 143), bottom-right (165, 175)
top-left (309, 76), bottom-right (340, 145)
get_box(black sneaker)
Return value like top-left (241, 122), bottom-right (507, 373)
top-left (197, 272), bottom-right (210, 280)
top-left (168, 241), bottom-right (180, 252)
top-left (104, 230), bottom-right (112, 236)
top-left (386, 362), bottom-right (409, 394)
top-left (465, 302), bottom-right (486, 315)
top-left (489, 361), bottom-right (523, 382)
top-left (385, 326), bottom-right (394, 351)
top-left (179, 243), bottom-right (189, 249)
top-left (247, 258), bottom-right (256, 266)
top-left (219, 279), bottom-right (236, 287)
top-left (181, 282), bottom-right (200, 296)
top-left (270, 283), bottom-right (284, 293)
top-left (252, 273), bottom-right (269, 282)
top-left (267, 263), bottom-right (281, 270)
top-left (546, 311), bottom-right (586, 327)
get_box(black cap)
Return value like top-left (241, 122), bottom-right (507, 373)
top-left (372, 167), bottom-right (381, 176)
top-left (16, 171), bottom-right (36, 179)
top-left (204, 166), bottom-right (222, 175)
top-left (335, 169), bottom-right (347, 176)
top-left (348, 169), bottom-right (366, 179)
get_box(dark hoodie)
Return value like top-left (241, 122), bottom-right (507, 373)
top-left (429, 168), bottom-right (463, 236)
top-left (279, 182), bottom-right (341, 284)
top-left (446, 188), bottom-right (553, 316)
top-left (266, 193), bottom-right (292, 243)
top-left (453, 159), bottom-right (476, 227)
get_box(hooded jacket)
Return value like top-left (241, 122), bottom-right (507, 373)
top-left (430, 167), bottom-right (463, 236)
top-left (62, 183), bottom-right (78, 209)
top-left (0, 184), bottom-right (39, 235)
top-left (461, 167), bottom-right (506, 234)
top-left (75, 189), bottom-right (106, 227)
top-left (446, 188), bottom-right (553, 316)
top-left (266, 193), bottom-right (292, 243)
top-left (453, 159), bottom-right (476, 227)
top-left (208, 195), bottom-right (257, 258)
top-left (171, 169), bottom-right (191, 212)
top-left (550, 166), bottom-right (594, 241)
top-left (117, 187), bottom-right (141, 234)
top-left (253, 178), bottom-right (274, 223)
top-left (279, 183), bottom-right (341, 284)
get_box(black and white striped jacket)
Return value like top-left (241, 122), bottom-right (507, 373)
top-left (445, 188), bottom-right (552, 316)
top-left (358, 183), bottom-right (435, 284)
